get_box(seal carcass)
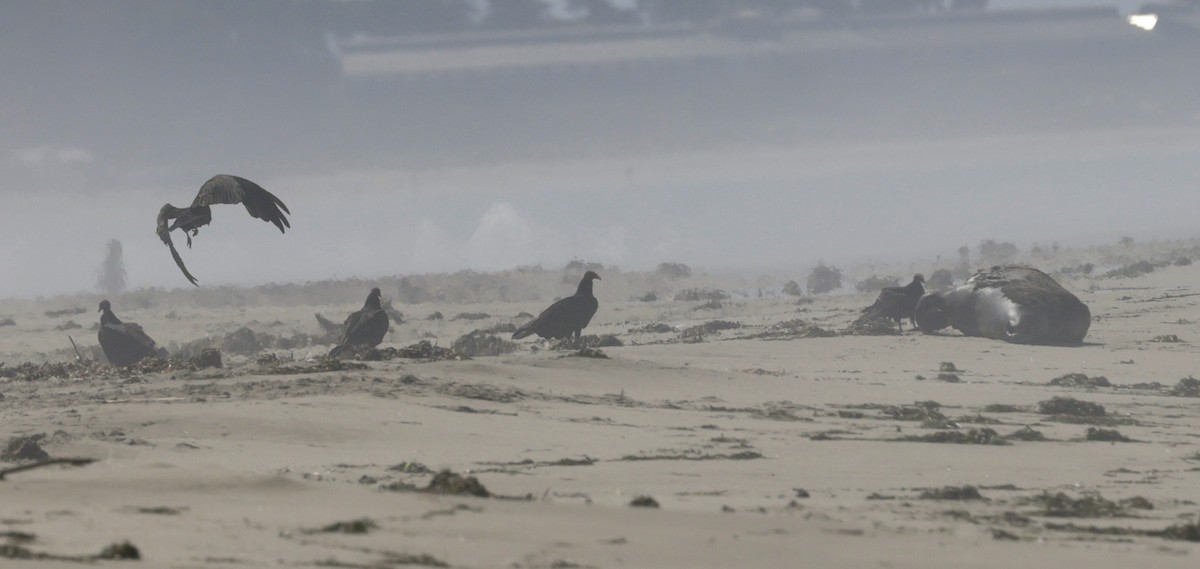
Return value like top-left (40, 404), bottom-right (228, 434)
top-left (914, 265), bottom-right (1090, 345)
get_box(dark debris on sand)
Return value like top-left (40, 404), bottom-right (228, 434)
top-left (919, 486), bottom-right (985, 500)
top-left (452, 330), bottom-right (519, 357)
top-left (899, 428), bottom-right (1011, 445)
top-left (679, 320), bottom-right (742, 342)
top-left (2, 435), bottom-right (50, 462)
top-left (425, 470), bottom-right (490, 498)
top-left (1006, 426), bottom-right (1047, 441)
top-left (0, 351), bottom-right (219, 382)
top-left (552, 334), bottom-right (623, 350)
top-left (1085, 427), bottom-right (1134, 442)
top-left (674, 289), bottom-right (728, 302)
top-left (744, 319), bottom-right (836, 341)
top-left (1037, 397), bottom-right (1106, 417)
top-left (266, 359), bottom-right (369, 375)
top-left (566, 348), bottom-right (609, 359)
top-left (1025, 492), bottom-right (1131, 518)
top-left (329, 340), bottom-right (465, 363)
top-left (630, 496), bottom-right (660, 508)
top-left (1049, 373), bottom-right (1111, 388)
top-left (844, 314), bottom-right (901, 336)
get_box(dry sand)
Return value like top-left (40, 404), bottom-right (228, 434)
top-left (2, 263), bottom-right (1199, 568)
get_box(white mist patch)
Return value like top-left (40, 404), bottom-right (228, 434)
top-left (467, 202), bottom-right (538, 270)
top-left (409, 218), bottom-right (457, 273)
top-left (11, 145), bottom-right (94, 168)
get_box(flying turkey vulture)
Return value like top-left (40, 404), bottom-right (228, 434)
top-left (513, 271), bottom-right (600, 341)
top-left (97, 300), bottom-right (168, 366)
top-left (328, 288), bottom-right (390, 358)
top-left (157, 175), bottom-right (291, 286)
top-left (861, 273), bottom-right (925, 333)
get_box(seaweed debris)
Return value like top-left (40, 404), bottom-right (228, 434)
top-left (744, 319), bottom-right (836, 341)
top-left (308, 518), bottom-right (379, 534)
top-left (552, 334), bottom-right (623, 350)
top-left (899, 428), bottom-right (1010, 445)
top-left (1169, 376), bottom-right (1200, 397)
top-left (2, 435), bottom-right (49, 462)
top-left (1049, 373), bottom-right (1111, 388)
top-left (1150, 334), bottom-right (1184, 343)
top-left (674, 289), bottom-right (728, 302)
top-left (919, 486), bottom-right (985, 500)
top-left (630, 496), bottom-right (660, 508)
top-left (1025, 492), bottom-right (1129, 518)
top-left (1006, 426), bottom-right (1046, 441)
top-left (452, 330), bottom-right (518, 357)
top-left (844, 314), bottom-right (900, 336)
top-left (425, 470), bottom-right (490, 498)
top-left (1037, 397), bottom-right (1106, 417)
top-left (1085, 427), bottom-right (1133, 442)
top-left (679, 320), bottom-right (741, 342)
top-left (630, 322), bottom-right (675, 334)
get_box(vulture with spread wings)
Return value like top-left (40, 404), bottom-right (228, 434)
top-left (157, 175), bottom-right (291, 286)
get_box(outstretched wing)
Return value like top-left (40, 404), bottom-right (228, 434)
top-left (192, 175), bottom-right (292, 233)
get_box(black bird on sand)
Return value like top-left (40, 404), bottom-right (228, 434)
top-left (328, 288), bottom-right (390, 358)
top-left (513, 271), bottom-right (600, 341)
top-left (157, 174), bottom-right (291, 286)
top-left (862, 273), bottom-right (925, 333)
top-left (97, 300), bottom-right (168, 366)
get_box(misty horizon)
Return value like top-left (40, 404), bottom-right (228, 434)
top-left (2, 0), bottom-right (1198, 298)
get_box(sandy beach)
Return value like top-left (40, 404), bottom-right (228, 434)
top-left (2, 255), bottom-right (1199, 568)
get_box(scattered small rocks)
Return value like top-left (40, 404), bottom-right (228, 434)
top-left (451, 312), bottom-right (490, 321)
top-left (1150, 334), bottom-right (1184, 343)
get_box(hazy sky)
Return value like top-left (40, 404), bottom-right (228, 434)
top-left (1, 1), bottom-right (1197, 298)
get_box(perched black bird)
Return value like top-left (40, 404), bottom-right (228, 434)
top-left (862, 273), bottom-right (925, 333)
top-left (157, 174), bottom-right (291, 286)
top-left (328, 288), bottom-right (390, 358)
top-left (97, 300), bottom-right (168, 367)
top-left (513, 271), bottom-right (600, 341)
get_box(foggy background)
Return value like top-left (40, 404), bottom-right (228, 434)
top-left (1, 0), bottom-right (1198, 298)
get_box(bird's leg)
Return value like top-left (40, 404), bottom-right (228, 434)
top-left (186, 229), bottom-right (199, 249)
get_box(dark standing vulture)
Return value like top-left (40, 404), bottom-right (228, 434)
top-left (513, 271), bottom-right (600, 341)
top-left (328, 288), bottom-right (390, 358)
top-left (861, 273), bottom-right (925, 333)
top-left (97, 300), bottom-right (168, 366)
top-left (157, 174), bottom-right (291, 286)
